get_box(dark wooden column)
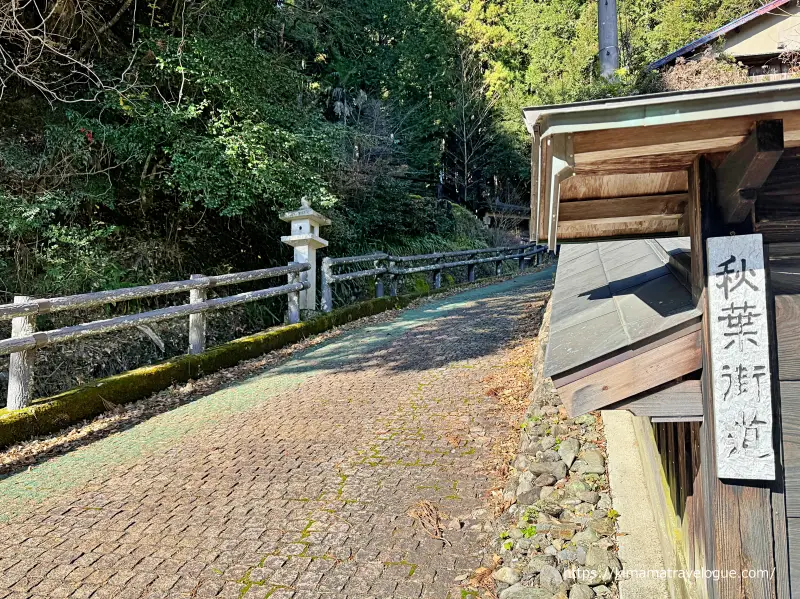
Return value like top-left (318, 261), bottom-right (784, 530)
top-left (688, 155), bottom-right (782, 599)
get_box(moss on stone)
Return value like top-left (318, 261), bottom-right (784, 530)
top-left (0, 272), bottom-right (525, 449)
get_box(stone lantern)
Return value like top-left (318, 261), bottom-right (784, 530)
top-left (280, 199), bottom-right (331, 312)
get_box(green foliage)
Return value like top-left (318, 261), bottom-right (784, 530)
top-left (0, 0), bottom-right (764, 301)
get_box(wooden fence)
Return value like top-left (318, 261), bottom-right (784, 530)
top-left (321, 243), bottom-right (545, 312)
top-left (1, 242), bottom-right (547, 411)
top-left (0, 263), bottom-right (310, 410)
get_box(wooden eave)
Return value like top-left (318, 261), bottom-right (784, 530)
top-left (524, 79), bottom-right (800, 247)
top-left (545, 239), bottom-right (702, 417)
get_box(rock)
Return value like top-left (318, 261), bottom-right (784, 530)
top-left (589, 518), bottom-right (616, 537)
top-left (558, 438), bottom-right (580, 468)
top-left (528, 461), bottom-right (567, 480)
top-left (493, 566), bottom-right (522, 585)
top-left (577, 491), bottom-right (600, 504)
top-left (569, 584), bottom-right (595, 599)
top-left (510, 527), bottom-right (524, 540)
top-left (534, 474), bottom-right (557, 486)
top-left (540, 502), bottom-right (563, 517)
top-left (528, 555), bottom-right (556, 573)
top-left (575, 503), bottom-right (597, 514)
top-left (518, 488), bottom-right (542, 506)
top-left (515, 455), bottom-right (531, 471)
top-left (521, 439), bottom-right (541, 454)
top-left (576, 546), bottom-right (587, 565)
top-left (572, 529), bottom-right (600, 547)
top-left (557, 548), bottom-right (578, 563)
top-left (585, 547), bottom-right (612, 568)
top-left (538, 564), bottom-right (564, 593)
top-left (584, 548), bottom-right (622, 586)
top-left (543, 405), bottom-right (558, 416)
top-left (566, 480), bottom-right (588, 494)
top-left (553, 424), bottom-right (572, 437)
top-left (541, 436), bottom-right (556, 451)
top-left (544, 545), bottom-right (558, 556)
top-left (578, 465), bottom-right (606, 476)
top-left (499, 584), bottom-right (552, 599)
top-left (574, 414), bottom-right (596, 426)
top-left (540, 449), bottom-right (561, 462)
top-left (540, 486), bottom-right (556, 500)
top-left (593, 585), bottom-right (612, 597)
top-left (582, 450), bottom-right (605, 469)
top-left (517, 471), bottom-right (536, 496)
top-left (551, 523), bottom-right (576, 540)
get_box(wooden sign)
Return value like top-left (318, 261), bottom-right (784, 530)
top-left (707, 234), bottom-right (775, 480)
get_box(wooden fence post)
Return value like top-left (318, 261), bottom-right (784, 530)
top-left (188, 275), bottom-right (207, 355)
top-left (321, 257), bottom-right (333, 313)
top-left (389, 259), bottom-right (398, 296)
top-left (518, 252), bottom-right (526, 270)
top-left (374, 258), bottom-right (384, 298)
top-left (7, 296), bottom-right (35, 410)
top-left (287, 269), bottom-right (301, 324)
top-left (467, 263), bottom-right (476, 283)
top-left (495, 252), bottom-right (504, 276)
top-left (434, 258), bottom-right (443, 290)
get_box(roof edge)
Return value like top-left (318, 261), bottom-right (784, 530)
top-left (647, 0), bottom-right (792, 71)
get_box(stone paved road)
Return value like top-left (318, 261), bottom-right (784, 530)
top-left (0, 269), bottom-right (554, 599)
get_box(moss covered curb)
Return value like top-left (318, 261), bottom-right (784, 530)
top-left (0, 276), bottom-right (522, 449)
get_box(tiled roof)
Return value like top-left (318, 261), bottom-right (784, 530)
top-left (544, 238), bottom-right (701, 378)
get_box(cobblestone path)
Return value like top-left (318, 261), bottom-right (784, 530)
top-left (0, 269), bottom-right (554, 599)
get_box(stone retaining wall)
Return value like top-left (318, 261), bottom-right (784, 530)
top-left (491, 299), bottom-right (621, 599)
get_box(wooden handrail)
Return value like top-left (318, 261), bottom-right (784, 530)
top-left (320, 244), bottom-right (546, 312)
top-left (0, 263), bottom-right (310, 321)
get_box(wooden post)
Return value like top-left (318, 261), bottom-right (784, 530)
top-left (7, 296), bottom-right (35, 410)
top-left (689, 155), bottom-right (778, 599)
top-left (389, 259), bottom-right (398, 296)
top-left (374, 258), bottom-right (384, 298)
top-left (321, 257), bottom-right (333, 313)
top-left (518, 253), bottom-right (526, 271)
top-left (434, 258), bottom-right (442, 290)
top-left (495, 252), bottom-right (503, 276)
top-left (188, 275), bottom-right (207, 355)
top-left (467, 263), bottom-right (476, 283)
top-left (287, 269), bottom-right (301, 324)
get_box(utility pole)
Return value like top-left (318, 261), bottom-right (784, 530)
top-left (598, 0), bottom-right (619, 80)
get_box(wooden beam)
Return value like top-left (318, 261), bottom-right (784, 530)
top-left (688, 154), bottom-right (779, 599)
top-left (530, 126), bottom-right (541, 242)
top-left (560, 171), bottom-right (688, 201)
top-left (610, 379), bottom-right (702, 420)
top-left (555, 329), bottom-right (702, 417)
top-left (556, 214), bottom-right (681, 240)
top-left (572, 112), bottom-right (800, 167)
top-left (558, 193), bottom-right (688, 221)
top-left (536, 136), bottom-right (552, 243)
top-left (547, 133), bottom-right (574, 248)
top-left (716, 120), bottom-right (784, 224)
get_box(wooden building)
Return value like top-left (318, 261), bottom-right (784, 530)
top-left (524, 78), bottom-right (800, 598)
top-left (649, 0), bottom-right (800, 81)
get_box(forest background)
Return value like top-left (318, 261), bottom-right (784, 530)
top-left (0, 0), bottom-right (763, 299)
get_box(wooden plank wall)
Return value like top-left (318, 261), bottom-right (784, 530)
top-left (770, 242), bottom-right (800, 595)
top-left (653, 421), bottom-right (705, 594)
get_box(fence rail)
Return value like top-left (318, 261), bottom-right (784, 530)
top-left (321, 243), bottom-right (546, 312)
top-left (1, 262), bottom-right (310, 410)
